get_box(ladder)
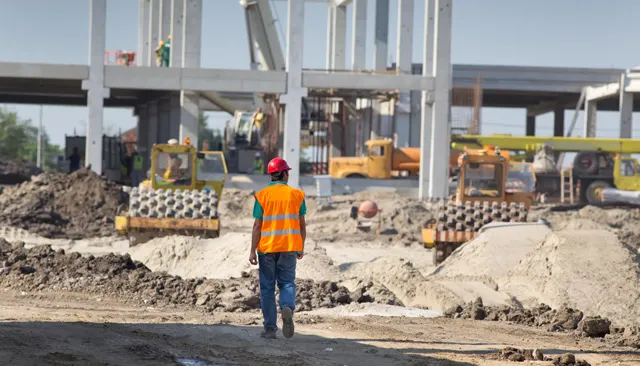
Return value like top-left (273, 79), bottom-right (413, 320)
top-left (560, 168), bottom-right (574, 204)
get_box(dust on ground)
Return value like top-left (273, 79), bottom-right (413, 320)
top-left (0, 168), bottom-right (128, 239)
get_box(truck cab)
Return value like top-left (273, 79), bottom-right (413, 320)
top-left (328, 139), bottom-right (394, 179)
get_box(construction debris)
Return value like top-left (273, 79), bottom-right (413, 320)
top-left (0, 168), bottom-right (128, 239)
top-left (0, 158), bottom-right (42, 185)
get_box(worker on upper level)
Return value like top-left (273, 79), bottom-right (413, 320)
top-left (161, 35), bottom-right (171, 67)
top-left (253, 152), bottom-right (264, 174)
top-left (155, 40), bottom-right (165, 67)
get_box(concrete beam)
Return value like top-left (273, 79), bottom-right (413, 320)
top-left (350, 0), bottom-right (367, 70)
top-left (585, 82), bottom-right (619, 102)
top-left (335, 0), bottom-right (353, 6)
top-left (0, 62), bottom-right (88, 79)
top-left (302, 72), bottom-right (434, 91)
top-left (428, 0), bottom-right (452, 199)
top-left (373, 0), bottom-right (389, 71)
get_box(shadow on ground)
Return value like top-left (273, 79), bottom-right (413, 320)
top-left (0, 321), bottom-right (475, 366)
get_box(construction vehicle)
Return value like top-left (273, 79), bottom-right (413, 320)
top-left (115, 138), bottom-right (228, 246)
top-left (451, 134), bottom-right (640, 203)
top-left (224, 109), bottom-right (268, 173)
top-left (422, 147), bottom-right (533, 265)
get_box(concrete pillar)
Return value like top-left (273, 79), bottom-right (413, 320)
top-left (148, 0), bottom-right (160, 67)
top-left (169, 94), bottom-right (182, 139)
top-left (84, 0), bottom-right (108, 174)
top-left (373, 0), bottom-right (389, 71)
top-left (178, 0), bottom-right (202, 149)
top-left (331, 4), bottom-right (347, 70)
top-left (620, 74), bottom-right (633, 138)
top-left (170, 0), bottom-right (184, 67)
top-left (137, 104), bottom-right (149, 156)
top-left (351, 0), bottom-right (367, 70)
top-left (147, 101), bottom-right (159, 170)
top-left (584, 100), bottom-right (597, 137)
top-left (428, 0), bottom-right (452, 199)
top-left (526, 114), bottom-right (536, 136)
top-left (157, 97), bottom-right (171, 143)
top-left (281, 0), bottom-right (307, 189)
top-left (138, 0), bottom-right (150, 66)
top-left (325, 5), bottom-right (334, 69)
top-left (160, 0), bottom-right (172, 41)
top-left (409, 88), bottom-right (421, 147)
top-left (395, 0), bottom-right (414, 148)
top-left (553, 107), bottom-right (564, 137)
top-left (418, 0), bottom-right (435, 200)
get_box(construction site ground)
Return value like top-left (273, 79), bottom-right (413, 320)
top-left (1, 172), bottom-right (640, 365)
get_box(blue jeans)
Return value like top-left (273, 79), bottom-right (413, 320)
top-left (258, 252), bottom-right (297, 331)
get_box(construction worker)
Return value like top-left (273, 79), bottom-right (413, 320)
top-left (163, 154), bottom-right (183, 181)
top-left (131, 150), bottom-right (144, 187)
top-left (250, 157), bottom-right (306, 339)
top-left (162, 35), bottom-right (171, 67)
top-left (253, 152), bottom-right (264, 174)
top-left (155, 40), bottom-right (165, 67)
top-left (68, 147), bottom-right (81, 173)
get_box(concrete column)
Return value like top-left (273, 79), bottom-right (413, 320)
top-left (169, 93), bottom-right (182, 139)
top-left (418, 0), bottom-right (435, 200)
top-left (325, 5), bottom-right (334, 69)
top-left (148, 0), bottom-right (160, 67)
top-left (281, 0), bottom-right (307, 189)
top-left (138, 0), bottom-right (150, 66)
top-left (428, 0), bottom-right (452, 199)
top-left (137, 104), bottom-right (149, 157)
top-left (170, 0), bottom-right (184, 67)
top-left (178, 0), bottom-right (202, 148)
top-left (351, 0), bottom-right (367, 70)
top-left (147, 101), bottom-right (159, 167)
top-left (331, 4), bottom-right (347, 70)
top-left (395, 0), bottom-right (414, 148)
top-left (160, 0), bottom-right (172, 41)
top-left (373, 0), bottom-right (389, 71)
top-left (584, 100), bottom-right (597, 137)
top-left (526, 115), bottom-right (536, 136)
top-left (620, 74), bottom-right (633, 138)
top-left (409, 89), bottom-right (421, 147)
top-left (84, 0), bottom-right (108, 174)
top-left (157, 97), bottom-right (171, 143)
top-left (553, 107), bottom-right (564, 137)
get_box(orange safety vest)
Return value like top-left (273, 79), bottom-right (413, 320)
top-left (254, 183), bottom-right (304, 253)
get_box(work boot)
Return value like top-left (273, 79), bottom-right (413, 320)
top-left (260, 328), bottom-right (276, 339)
top-left (282, 307), bottom-right (294, 339)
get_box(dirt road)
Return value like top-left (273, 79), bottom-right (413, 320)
top-left (1, 291), bottom-right (638, 366)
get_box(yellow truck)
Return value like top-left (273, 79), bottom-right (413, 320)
top-left (115, 138), bottom-right (228, 246)
top-left (422, 147), bottom-right (534, 265)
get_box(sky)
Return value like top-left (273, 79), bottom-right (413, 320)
top-left (1, 0), bottom-right (640, 148)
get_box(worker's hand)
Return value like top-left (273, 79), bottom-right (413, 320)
top-left (249, 251), bottom-right (258, 265)
top-left (296, 251), bottom-right (304, 260)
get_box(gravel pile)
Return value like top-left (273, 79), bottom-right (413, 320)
top-left (0, 168), bottom-right (128, 239)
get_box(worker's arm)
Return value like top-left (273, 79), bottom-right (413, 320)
top-left (249, 198), bottom-right (263, 265)
top-left (298, 198), bottom-right (307, 260)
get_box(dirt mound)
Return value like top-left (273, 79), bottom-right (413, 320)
top-left (0, 158), bottom-right (42, 185)
top-left (219, 188), bottom-right (255, 218)
top-left (0, 243), bottom-right (397, 312)
top-left (0, 168), bottom-right (128, 239)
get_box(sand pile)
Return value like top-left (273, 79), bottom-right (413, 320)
top-left (219, 188), bottom-right (255, 218)
top-left (0, 158), bottom-right (42, 185)
top-left (0, 243), bottom-right (399, 312)
top-left (0, 168), bottom-right (128, 239)
top-left (129, 233), bottom-right (340, 281)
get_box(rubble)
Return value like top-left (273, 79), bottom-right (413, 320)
top-left (0, 158), bottom-right (42, 185)
top-left (498, 347), bottom-right (544, 362)
top-left (0, 168), bottom-right (128, 239)
top-left (0, 244), bottom-right (396, 312)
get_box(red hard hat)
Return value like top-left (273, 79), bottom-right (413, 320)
top-left (267, 157), bottom-right (291, 174)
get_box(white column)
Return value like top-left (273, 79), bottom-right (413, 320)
top-left (395, 0), bottom-right (414, 148)
top-left (428, 0), bottom-right (452, 199)
top-left (170, 0), bottom-right (184, 67)
top-left (147, 101), bottom-right (159, 156)
top-left (325, 5), bottom-right (335, 69)
top-left (160, 0), bottom-right (172, 41)
top-left (148, 0), bottom-right (160, 67)
top-left (373, 0), bottom-right (389, 71)
top-left (351, 0), bottom-right (367, 70)
top-left (138, 0), bottom-right (150, 66)
top-left (584, 100), bottom-right (597, 137)
top-left (137, 104), bottom-right (150, 170)
top-left (418, 0), bottom-right (435, 200)
top-left (83, 0), bottom-right (109, 175)
top-left (620, 74), bottom-right (633, 138)
top-left (281, 0), bottom-right (307, 189)
top-left (179, 0), bottom-right (202, 148)
top-left (158, 97), bottom-right (171, 143)
top-left (331, 4), bottom-right (347, 70)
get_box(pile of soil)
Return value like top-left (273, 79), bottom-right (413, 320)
top-left (0, 158), bottom-right (42, 185)
top-left (0, 168), bottom-right (128, 239)
top-left (0, 243), bottom-right (397, 312)
top-left (497, 348), bottom-right (590, 365)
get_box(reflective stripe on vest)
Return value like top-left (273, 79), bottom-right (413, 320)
top-left (133, 156), bottom-right (144, 171)
top-left (254, 184), bottom-right (304, 253)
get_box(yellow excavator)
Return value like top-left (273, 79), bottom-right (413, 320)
top-left (115, 138), bottom-right (228, 246)
top-left (422, 147), bottom-right (534, 265)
